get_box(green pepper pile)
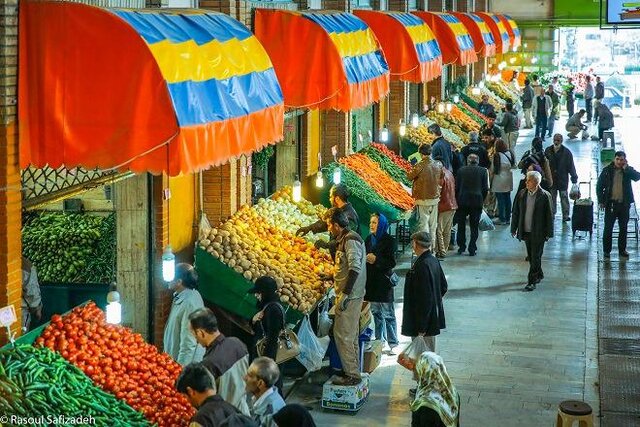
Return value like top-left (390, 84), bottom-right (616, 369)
top-left (361, 145), bottom-right (412, 187)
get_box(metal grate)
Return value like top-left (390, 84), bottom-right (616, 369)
top-left (600, 338), bottom-right (640, 357)
top-left (599, 355), bottom-right (640, 414)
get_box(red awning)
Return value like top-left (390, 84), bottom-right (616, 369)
top-left (451, 12), bottom-right (496, 58)
top-left (413, 12), bottom-right (477, 66)
top-left (19, 2), bottom-right (284, 176)
top-left (498, 14), bottom-right (521, 50)
top-left (354, 11), bottom-right (442, 83)
top-left (474, 12), bottom-right (510, 55)
top-left (254, 10), bottom-right (390, 111)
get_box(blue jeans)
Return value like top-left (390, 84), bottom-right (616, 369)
top-left (370, 302), bottom-right (398, 346)
top-left (495, 192), bottom-right (512, 223)
top-left (535, 115), bottom-right (548, 139)
top-left (546, 115), bottom-right (556, 137)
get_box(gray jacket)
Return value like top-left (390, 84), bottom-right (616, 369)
top-left (334, 230), bottom-right (367, 299)
top-left (584, 83), bottom-right (594, 99)
top-left (251, 387), bottom-right (285, 427)
top-left (163, 288), bottom-right (206, 366)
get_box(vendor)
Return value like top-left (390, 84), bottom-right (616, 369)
top-left (21, 257), bottom-right (42, 332)
top-left (296, 184), bottom-right (360, 254)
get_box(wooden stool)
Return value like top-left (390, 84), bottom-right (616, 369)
top-left (556, 400), bottom-right (593, 427)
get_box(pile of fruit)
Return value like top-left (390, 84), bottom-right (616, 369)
top-left (370, 143), bottom-right (412, 173)
top-left (0, 344), bottom-right (150, 427)
top-left (361, 145), bottom-right (411, 187)
top-left (486, 81), bottom-right (519, 104)
top-left (199, 207), bottom-right (333, 313)
top-left (406, 124), bottom-right (437, 147)
top-left (426, 112), bottom-right (468, 147)
top-left (36, 303), bottom-right (193, 427)
top-left (458, 100), bottom-right (488, 125)
top-left (464, 86), bottom-right (505, 110)
top-left (271, 186), bottom-right (326, 218)
top-left (253, 197), bottom-right (325, 243)
top-left (22, 212), bottom-right (116, 284)
top-left (449, 106), bottom-right (482, 132)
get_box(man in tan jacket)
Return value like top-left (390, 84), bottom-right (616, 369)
top-left (407, 144), bottom-right (444, 238)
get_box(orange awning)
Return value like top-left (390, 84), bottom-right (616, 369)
top-left (354, 11), bottom-right (442, 83)
top-left (413, 12), bottom-right (477, 66)
top-left (19, 2), bottom-right (284, 176)
top-left (499, 14), bottom-right (521, 50)
top-left (474, 12), bottom-right (510, 55)
top-left (451, 12), bottom-right (496, 58)
top-left (254, 10), bottom-right (390, 111)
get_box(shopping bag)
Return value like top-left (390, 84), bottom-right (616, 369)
top-left (397, 336), bottom-right (430, 371)
top-left (569, 183), bottom-right (581, 201)
top-left (317, 301), bottom-right (333, 338)
top-left (296, 316), bottom-right (330, 372)
top-left (479, 210), bottom-right (495, 232)
top-left (198, 213), bottom-right (212, 241)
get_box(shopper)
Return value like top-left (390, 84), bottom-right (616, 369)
top-left (544, 134), bottom-right (579, 222)
top-left (245, 357), bottom-right (286, 427)
top-left (596, 151), bottom-right (640, 259)
top-left (402, 231), bottom-right (447, 353)
top-left (521, 79), bottom-right (535, 129)
top-left (479, 111), bottom-right (505, 140)
top-left (532, 87), bottom-right (552, 140)
top-left (498, 102), bottom-right (520, 151)
top-left (164, 263), bottom-right (205, 366)
top-left (517, 137), bottom-right (553, 192)
top-left (455, 154), bottom-right (489, 256)
top-left (408, 143), bottom-right (444, 237)
top-left (434, 158), bottom-right (458, 260)
top-left (326, 208), bottom-right (367, 386)
top-left (429, 124), bottom-right (454, 172)
top-left (480, 128), bottom-right (497, 160)
top-left (597, 103), bottom-right (615, 143)
top-left (411, 352), bottom-right (460, 427)
top-left (189, 308), bottom-right (251, 415)
top-left (248, 276), bottom-right (284, 396)
top-left (584, 76), bottom-right (594, 122)
top-left (565, 77), bottom-right (575, 118)
top-left (21, 257), bottom-right (42, 332)
top-left (477, 94), bottom-right (495, 117)
top-left (594, 76), bottom-right (605, 124)
top-left (461, 131), bottom-right (489, 168)
top-left (273, 404), bottom-right (317, 427)
top-left (176, 363), bottom-right (244, 427)
top-left (491, 139), bottom-right (515, 225)
top-left (511, 171), bottom-right (554, 292)
top-left (364, 213), bottom-right (399, 354)
top-left (545, 84), bottom-right (560, 138)
top-left (566, 109), bottom-right (587, 140)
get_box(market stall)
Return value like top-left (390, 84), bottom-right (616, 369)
top-left (452, 12), bottom-right (497, 58)
top-left (413, 11), bottom-right (478, 66)
top-left (498, 14), bottom-right (522, 51)
top-left (474, 12), bottom-right (511, 56)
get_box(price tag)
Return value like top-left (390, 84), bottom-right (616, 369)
top-left (163, 188), bottom-right (171, 200)
top-left (247, 164), bottom-right (252, 176)
top-left (331, 145), bottom-right (338, 157)
top-left (0, 305), bottom-right (17, 328)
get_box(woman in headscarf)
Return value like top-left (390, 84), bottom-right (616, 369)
top-left (364, 213), bottom-right (398, 354)
top-left (273, 404), bottom-right (317, 427)
top-left (411, 352), bottom-right (460, 427)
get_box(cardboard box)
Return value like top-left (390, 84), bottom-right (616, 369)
top-left (363, 340), bottom-right (383, 373)
top-left (321, 373), bottom-right (370, 412)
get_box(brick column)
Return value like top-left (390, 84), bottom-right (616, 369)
top-left (473, 57), bottom-right (486, 84)
top-left (474, 0), bottom-right (486, 11)
top-left (426, 77), bottom-right (443, 106)
top-left (0, 0), bottom-right (22, 345)
top-left (322, 110), bottom-right (350, 162)
top-left (322, 0), bottom-right (353, 11)
top-left (388, 81), bottom-right (408, 152)
top-left (388, 0), bottom-right (409, 11)
top-left (456, 0), bottom-right (467, 11)
top-left (202, 160), bottom-right (239, 225)
top-left (200, 0), bottom-right (238, 20)
top-left (151, 175), bottom-right (169, 347)
top-left (428, 0), bottom-right (443, 11)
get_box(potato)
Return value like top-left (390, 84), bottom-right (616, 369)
top-left (243, 271), bottom-right (253, 281)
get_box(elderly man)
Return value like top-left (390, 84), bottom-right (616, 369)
top-left (408, 144), bottom-right (444, 237)
top-left (544, 134), bottom-right (578, 222)
top-left (511, 171), bottom-right (554, 292)
top-left (455, 154), bottom-right (489, 256)
top-left (244, 357), bottom-right (286, 427)
top-left (521, 78), bottom-right (535, 129)
top-left (566, 109), bottom-right (587, 140)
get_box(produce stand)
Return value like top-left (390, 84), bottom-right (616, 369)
top-left (33, 282), bottom-right (109, 329)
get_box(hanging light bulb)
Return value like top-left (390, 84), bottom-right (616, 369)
top-left (162, 245), bottom-right (175, 282)
top-left (445, 102), bottom-right (453, 112)
top-left (524, 42), bottom-right (528, 48)
top-left (105, 289), bottom-right (122, 325)
top-left (380, 124), bottom-right (390, 142)
top-left (472, 87), bottom-right (481, 96)
top-left (509, 57), bottom-right (516, 64)
top-left (453, 94), bottom-right (460, 103)
top-left (512, 46), bottom-right (518, 53)
top-left (478, 80), bottom-right (485, 89)
top-left (292, 176), bottom-right (302, 202)
top-left (315, 170), bottom-right (324, 188)
top-left (399, 119), bottom-right (407, 137)
top-left (411, 112), bottom-right (419, 128)
top-left (437, 102), bottom-right (445, 113)
top-left (531, 56), bottom-right (538, 64)
top-left (333, 168), bottom-right (341, 185)
top-left (498, 61), bottom-right (507, 70)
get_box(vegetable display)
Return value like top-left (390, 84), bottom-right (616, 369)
top-left (464, 86), bottom-right (505, 110)
top-left (253, 197), bottom-right (326, 243)
top-left (22, 212), bottom-right (116, 284)
top-left (486, 81), bottom-right (520, 105)
top-left (370, 143), bottom-right (412, 173)
top-left (199, 207), bottom-right (333, 313)
top-left (447, 106), bottom-right (482, 132)
top-left (424, 114), bottom-right (467, 148)
top-left (361, 145), bottom-right (411, 187)
top-left (37, 303), bottom-right (193, 427)
top-left (338, 154), bottom-right (414, 211)
top-left (0, 344), bottom-right (149, 426)
top-left (271, 186), bottom-right (327, 219)
top-left (406, 124), bottom-right (438, 147)
top-left (458, 100), bottom-right (488, 125)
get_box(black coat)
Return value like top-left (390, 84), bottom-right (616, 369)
top-left (460, 142), bottom-right (490, 169)
top-left (455, 164), bottom-right (489, 208)
top-left (191, 395), bottom-right (241, 427)
top-left (511, 188), bottom-right (554, 242)
top-left (252, 300), bottom-right (284, 361)
top-left (364, 233), bottom-right (396, 303)
top-left (401, 252), bottom-right (447, 337)
top-left (544, 145), bottom-right (578, 191)
top-left (596, 163), bottom-right (640, 206)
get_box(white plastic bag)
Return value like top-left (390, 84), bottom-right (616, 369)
top-left (296, 316), bottom-right (330, 372)
top-left (317, 300), bottom-right (333, 338)
top-left (569, 183), bottom-right (581, 201)
top-left (479, 210), bottom-right (495, 232)
top-left (198, 213), bottom-right (212, 241)
top-left (397, 336), bottom-right (430, 371)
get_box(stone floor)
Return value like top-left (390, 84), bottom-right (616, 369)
top-left (286, 121), bottom-right (608, 426)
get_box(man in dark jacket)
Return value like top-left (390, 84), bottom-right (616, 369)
top-left (479, 112), bottom-right (505, 140)
top-left (499, 102), bottom-right (519, 151)
top-left (455, 154), bottom-right (489, 256)
top-left (429, 124), bottom-right (454, 172)
top-left (511, 171), bottom-right (554, 292)
top-left (521, 79), bottom-right (535, 129)
top-left (596, 151), bottom-right (640, 259)
top-left (594, 76), bottom-right (605, 124)
top-left (176, 363), bottom-right (245, 427)
top-left (544, 134), bottom-right (578, 222)
top-left (461, 131), bottom-right (490, 168)
top-left (565, 77), bottom-right (575, 118)
top-left (545, 84), bottom-right (560, 138)
top-left (401, 231), bottom-right (447, 353)
top-left (596, 103), bottom-right (615, 143)
top-left (477, 94), bottom-right (495, 117)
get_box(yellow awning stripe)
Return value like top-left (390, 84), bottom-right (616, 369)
top-left (328, 28), bottom-right (379, 58)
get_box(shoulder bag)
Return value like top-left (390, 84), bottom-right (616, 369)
top-left (256, 303), bottom-right (300, 364)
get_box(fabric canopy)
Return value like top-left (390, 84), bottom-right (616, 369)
top-left (254, 9), bottom-right (390, 111)
top-left (499, 14), bottom-right (521, 50)
top-left (354, 11), bottom-right (442, 83)
top-left (452, 12), bottom-right (496, 58)
top-left (474, 12), bottom-right (510, 55)
top-left (413, 12), bottom-right (477, 66)
top-left (19, 2), bottom-right (284, 176)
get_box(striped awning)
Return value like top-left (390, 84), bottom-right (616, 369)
top-left (413, 12), bottom-right (477, 66)
top-left (499, 14), bottom-right (521, 50)
top-left (354, 11), bottom-right (442, 83)
top-left (474, 12), bottom-right (510, 55)
top-left (19, 3), bottom-right (284, 175)
top-left (452, 12), bottom-right (496, 58)
top-left (254, 9), bottom-right (390, 111)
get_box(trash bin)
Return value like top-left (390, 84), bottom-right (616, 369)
top-left (328, 327), bottom-right (373, 372)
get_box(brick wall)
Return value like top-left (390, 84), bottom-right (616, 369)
top-left (202, 160), bottom-right (238, 226)
top-left (427, 77), bottom-right (443, 105)
top-left (457, 0), bottom-right (467, 11)
top-left (321, 110), bottom-right (350, 162)
top-left (321, 0), bottom-right (352, 11)
top-left (151, 174), bottom-right (170, 347)
top-left (475, 0), bottom-right (486, 11)
top-left (473, 57), bottom-right (486, 84)
top-left (388, 81), bottom-right (408, 152)
top-left (388, 0), bottom-right (409, 12)
top-left (427, 0), bottom-right (443, 11)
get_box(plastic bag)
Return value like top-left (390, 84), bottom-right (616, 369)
top-left (397, 336), bottom-right (430, 371)
top-left (317, 300), bottom-right (333, 338)
top-left (296, 316), bottom-right (330, 372)
top-left (569, 183), bottom-right (581, 201)
top-left (479, 210), bottom-right (495, 232)
top-left (198, 213), bottom-right (212, 241)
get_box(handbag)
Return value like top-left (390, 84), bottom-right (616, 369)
top-left (256, 303), bottom-right (300, 364)
top-left (386, 271), bottom-right (399, 287)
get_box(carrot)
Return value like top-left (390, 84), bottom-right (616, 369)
top-left (371, 143), bottom-right (412, 173)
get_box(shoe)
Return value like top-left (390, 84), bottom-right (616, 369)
top-left (603, 253), bottom-right (610, 259)
top-left (436, 253), bottom-right (446, 260)
top-left (563, 217), bottom-right (571, 222)
top-left (469, 250), bottom-right (476, 256)
top-left (620, 251), bottom-right (630, 258)
top-left (332, 375), bottom-right (361, 386)
top-left (387, 345), bottom-right (398, 356)
top-left (523, 283), bottom-right (536, 292)
top-left (457, 248), bottom-right (465, 255)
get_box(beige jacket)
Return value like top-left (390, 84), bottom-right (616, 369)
top-left (407, 156), bottom-right (444, 201)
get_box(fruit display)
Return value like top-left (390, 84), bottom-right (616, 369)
top-left (272, 186), bottom-right (326, 218)
top-left (199, 206), bottom-right (333, 313)
top-left (338, 154), bottom-right (414, 211)
top-left (37, 303), bottom-right (193, 427)
top-left (458, 100), bottom-right (488, 125)
top-left (22, 212), bottom-right (116, 284)
top-left (406, 123), bottom-right (438, 147)
top-left (449, 106), bottom-right (481, 132)
top-left (361, 145), bottom-right (411, 187)
top-left (486, 81), bottom-right (519, 104)
top-left (465, 86), bottom-right (505, 110)
top-left (0, 344), bottom-right (149, 427)
top-left (425, 112), bottom-right (468, 147)
top-left (370, 143), bottom-right (413, 173)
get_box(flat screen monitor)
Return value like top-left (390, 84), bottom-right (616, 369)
top-left (607, 0), bottom-right (640, 25)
